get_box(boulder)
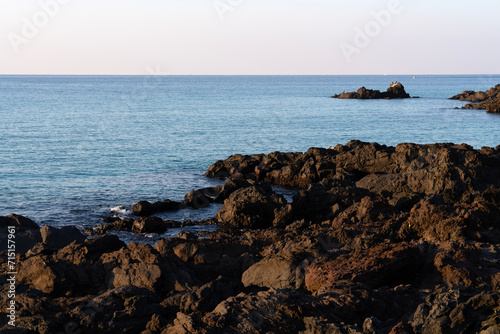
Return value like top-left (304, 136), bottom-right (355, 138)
top-left (131, 199), bottom-right (181, 216)
top-left (70, 285), bottom-right (163, 333)
top-left (215, 179), bottom-right (255, 202)
top-left (180, 276), bottom-right (242, 313)
top-left (16, 256), bottom-right (58, 294)
top-left (300, 317), bottom-right (363, 334)
top-left (0, 214), bottom-right (39, 230)
top-left (173, 242), bottom-right (199, 262)
top-left (167, 289), bottom-right (318, 333)
top-left (18, 235), bottom-right (125, 295)
top-left (386, 82), bottom-right (411, 98)
top-left (93, 217), bottom-right (134, 234)
top-left (5, 228), bottom-right (42, 255)
top-left (131, 200), bottom-right (155, 216)
top-left (411, 289), bottom-right (500, 334)
top-left (101, 243), bottom-right (163, 291)
top-left (39, 225), bottom-right (86, 250)
top-left (177, 231), bottom-right (197, 240)
top-left (184, 186), bottom-right (222, 208)
top-left (305, 243), bottom-right (426, 292)
top-left (132, 216), bottom-right (167, 234)
top-left (215, 185), bottom-right (287, 228)
top-left (242, 256), bottom-right (306, 289)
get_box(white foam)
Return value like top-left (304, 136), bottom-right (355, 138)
top-left (109, 205), bottom-right (132, 217)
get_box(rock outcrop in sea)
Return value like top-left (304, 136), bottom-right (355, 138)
top-left (450, 84), bottom-right (500, 113)
top-left (1, 140), bottom-right (500, 333)
top-left (332, 82), bottom-right (411, 99)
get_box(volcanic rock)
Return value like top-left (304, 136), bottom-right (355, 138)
top-left (132, 216), bottom-right (167, 234)
top-left (131, 199), bottom-right (182, 216)
top-left (332, 82), bottom-right (411, 99)
top-left (5, 140), bottom-right (500, 333)
top-left (450, 84), bottom-right (500, 113)
top-left (215, 184), bottom-right (287, 228)
top-left (184, 186), bottom-right (222, 208)
top-left (39, 225), bottom-right (86, 250)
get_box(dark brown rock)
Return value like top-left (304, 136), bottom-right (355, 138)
top-left (131, 199), bottom-right (181, 216)
top-left (206, 141), bottom-right (500, 204)
top-left (184, 186), bottom-right (222, 208)
top-left (133, 216), bottom-right (167, 234)
top-left (305, 243), bottom-right (426, 292)
top-left (180, 276), bottom-right (242, 313)
top-left (8, 139), bottom-right (500, 333)
top-left (215, 185), bottom-right (287, 228)
top-left (450, 84), bottom-right (500, 113)
top-left (0, 214), bottom-right (39, 230)
top-left (411, 289), bottom-right (500, 334)
top-left (39, 225), bottom-right (86, 250)
top-left (93, 217), bottom-right (134, 234)
top-left (17, 235), bottom-right (125, 295)
top-left (333, 82), bottom-right (411, 99)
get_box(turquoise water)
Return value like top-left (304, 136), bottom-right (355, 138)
top-left (1, 75), bottom-right (499, 231)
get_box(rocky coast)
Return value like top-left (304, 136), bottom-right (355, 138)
top-left (450, 84), bottom-right (500, 113)
top-left (1, 140), bottom-right (500, 333)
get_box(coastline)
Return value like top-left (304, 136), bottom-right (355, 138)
top-left (1, 140), bottom-right (499, 333)
top-left (2, 75), bottom-right (500, 229)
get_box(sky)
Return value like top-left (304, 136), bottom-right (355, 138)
top-left (0, 0), bottom-right (499, 75)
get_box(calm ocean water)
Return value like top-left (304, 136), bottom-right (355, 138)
top-left (1, 75), bottom-right (499, 239)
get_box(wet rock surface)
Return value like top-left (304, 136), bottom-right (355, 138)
top-left (450, 84), bottom-right (500, 113)
top-left (332, 82), bottom-right (412, 99)
top-left (2, 140), bottom-right (500, 333)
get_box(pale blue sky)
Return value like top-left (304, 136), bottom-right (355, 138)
top-left (0, 0), bottom-right (499, 75)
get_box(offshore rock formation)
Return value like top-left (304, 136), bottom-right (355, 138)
top-left (450, 84), bottom-right (500, 113)
top-left (2, 140), bottom-right (500, 333)
top-left (332, 82), bottom-right (411, 99)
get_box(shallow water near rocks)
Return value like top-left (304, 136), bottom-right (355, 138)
top-left (1, 75), bottom-right (499, 242)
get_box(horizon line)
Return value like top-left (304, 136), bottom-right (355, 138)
top-left (1, 73), bottom-right (499, 77)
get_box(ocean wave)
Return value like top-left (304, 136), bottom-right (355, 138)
top-left (109, 205), bottom-right (132, 217)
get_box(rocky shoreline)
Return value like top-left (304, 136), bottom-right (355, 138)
top-left (1, 140), bottom-right (500, 333)
top-left (450, 84), bottom-right (500, 113)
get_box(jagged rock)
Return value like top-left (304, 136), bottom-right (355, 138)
top-left (332, 82), bottom-right (411, 99)
top-left (17, 235), bottom-right (125, 295)
top-left (450, 84), bottom-right (500, 113)
top-left (131, 199), bottom-right (181, 216)
top-left (165, 289), bottom-right (318, 333)
top-left (411, 289), bottom-right (500, 334)
top-left (7, 140), bottom-right (500, 333)
top-left (93, 217), bottom-right (134, 234)
top-left (69, 285), bottom-right (164, 333)
top-left (215, 178), bottom-right (255, 202)
top-left (0, 215), bottom-right (42, 254)
top-left (177, 231), bottom-right (197, 240)
top-left (180, 276), bottom-right (242, 313)
top-left (173, 242), bottom-right (199, 262)
top-left (206, 141), bottom-right (500, 204)
top-left (300, 317), bottom-right (363, 334)
top-left (242, 256), bottom-right (305, 289)
top-left (133, 216), bottom-right (168, 234)
top-left (184, 186), bottom-right (222, 208)
top-left (215, 185), bottom-right (287, 228)
top-left (305, 243), bottom-right (427, 292)
top-left (39, 225), bottom-right (86, 250)
top-left (0, 214), bottom-right (39, 230)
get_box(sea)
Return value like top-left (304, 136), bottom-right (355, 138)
top-left (1, 75), bottom-right (499, 243)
